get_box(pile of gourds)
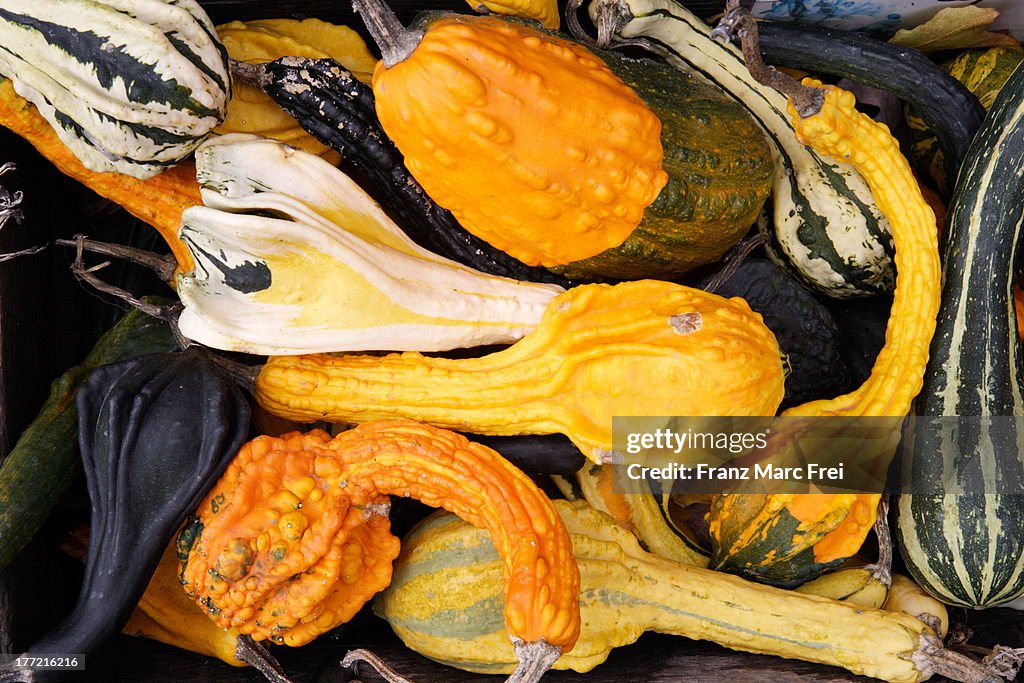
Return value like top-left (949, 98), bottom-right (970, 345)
top-left (0, 0), bottom-right (1022, 682)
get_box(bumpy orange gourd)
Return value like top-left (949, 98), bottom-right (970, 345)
top-left (180, 421), bottom-right (580, 674)
top-left (363, 5), bottom-right (668, 266)
top-left (709, 80), bottom-right (941, 585)
top-left (255, 280), bottom-right (785, 464)
top-left (0, 79), bottom-right (199, 271)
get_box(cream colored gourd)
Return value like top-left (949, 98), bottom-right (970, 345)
top-left (176, 135), bottom-right (563, 354)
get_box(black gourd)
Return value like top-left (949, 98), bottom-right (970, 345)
top-left (10, 349), bottom-right (250, 681)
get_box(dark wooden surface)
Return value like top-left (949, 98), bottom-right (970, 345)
top-left (1, 0), bottom-right (1023, 682)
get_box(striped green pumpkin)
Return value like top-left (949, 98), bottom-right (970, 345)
top-left (896, 60), bottom-right (1024, 608)
top-left (587, 0), bottom-right (893, 297)
top-left (0, 0), bottom-right (230, 179)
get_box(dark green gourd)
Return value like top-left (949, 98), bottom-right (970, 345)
top-left (896, 61), bottom-right (1024, 607)
top-left (7, 349), bottom-right (250, 679)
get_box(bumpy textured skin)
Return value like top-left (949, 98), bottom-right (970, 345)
top-left (0, 79), bottom-right (199, 270)
top-left (181, 422), bottom-right (581, 653)
top-left (254, 280), bottom-right (785, 463)
top-left (0, 0), bottom-right (230, 178)
top-left (125, 538), bottom-right (244, 666)
top-left (710, 83), bottom-right (940, 586)
top-left (554, 51), bottom-right (772, 280)
top-left (465, 0), bottom-right (560, 29)
top-left (376, 500), bottom-right (932, 682)
top-left (703, 258), bottom-right (849, 408)
top-left (372, 14), bottom-right (667, 266)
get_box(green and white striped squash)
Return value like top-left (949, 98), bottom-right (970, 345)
top-left (0, 0), bottom-right (230, 179)
top-left (584, 0), bottom-right (893, 298)
top-left (177, 134), bottom-right (564, 355)
top-left (896, 60), bottom-right (1024, 608)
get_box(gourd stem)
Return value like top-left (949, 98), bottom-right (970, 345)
top-left (914, 633), bottom-right (1004, 683)
top-left (712, 3), bottom-right (823, 118)
top-left (508, 639), bottom-right (561, 683)
top-left (229, 60), bottom-right (272, 89)
top-left (340, 649), bottom-right (413, 683)
top-left (56, 236), bottom-right (177, 282)
top-left (704, 233), bottom-right (768, 294)
top-left (233, 636), bottom-right (294, 683)
top-left (868, 495), bottom-right (893, 585)
top-left (351, 0), bottom-right (424, 68)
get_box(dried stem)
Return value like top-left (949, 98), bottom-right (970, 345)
top-left (712, 2), bottom-right (823, 118)
top-left (341, 649), bottom-right (414, 683)
top-left (868, 495), bottom-right (893, 586)
top-left (704, 233), bottom-right (768, 294)
top-left (507, 639), bottom-right (561, 683)
top-left (913, 632), bottom-right (1004, 683)
top-left (351, 0), bottom-right (423, 68)
top-left (230, 59), bottom-right (273, 89)
top-left (66, 235), bottom-right (185, 345)
top-left (234, 635), bottom-right (294, 683)
top-left (0, 244), bottom-right (46, 263)
top-left (56, 236), bottom-right (176, 282)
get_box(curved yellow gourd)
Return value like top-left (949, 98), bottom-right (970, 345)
top-left (709, 80), bottom-right (941, 583)
top-left (255, 279), bottom-right (785, 463)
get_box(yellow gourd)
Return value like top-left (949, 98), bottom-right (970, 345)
top-left (376, 500), bottom-right (987, 682)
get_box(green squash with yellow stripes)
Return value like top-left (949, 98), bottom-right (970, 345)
top-left (0, 0), bottom-right (230, 178)
top-left (906, 47), bottom-right (1024, 195)
top-left (896, 59), bottom-right (1024, 608)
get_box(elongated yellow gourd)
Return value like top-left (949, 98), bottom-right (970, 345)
top-left (377, 500), bottom-right (984, 682)
top-left (176, 135), bottom-right (563, 355)
top-left (255, 280), bottom-right (785, 464)
top-left (708, 71), bottom-right (941, 584)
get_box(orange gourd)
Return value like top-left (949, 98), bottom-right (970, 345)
top-left (180, 421), bottom-right (580, 680)
top-left (359, 1), bottom-right (668, 266)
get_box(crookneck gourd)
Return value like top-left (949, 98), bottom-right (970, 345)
top-left (0, 0), bottom-right (230, 178)
top-left (176, 134), bottom-right (563, 355)
top-left (354, 0), bottom-right (773, 275)
top-left (179, 421), bottom-right (580, 682)
top-left (896, 59), bottom-right (1024, 608)
top-left (254, 279), bottom-right (786, 464)
top-left (705, 10), bottom-right (940, 587)
top-left (375, 499), bottom-right (987, 683)
top-left (581, 0), bottom-right (893, 297)
top-left (4, 350), bottom-right (250, 682)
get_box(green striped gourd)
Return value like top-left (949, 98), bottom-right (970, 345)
top-left (906, 47), bottom-right (1024, 195)
top-left (896, 61), bottom-right (1024, 607)
top-left (378, 500), bottom-right (983, 682)
top-left (0, 0), bottom-right (230, 179)
top-left (583, 0), bottom-right (893, 297)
